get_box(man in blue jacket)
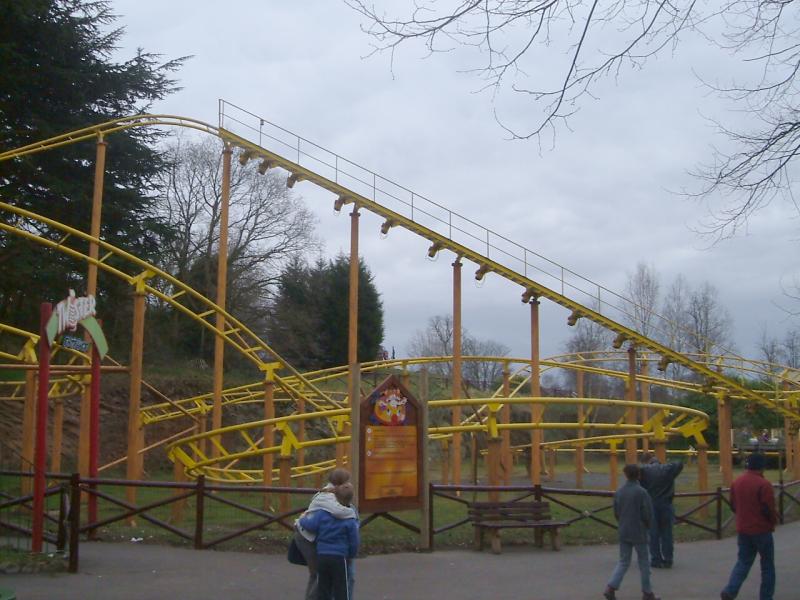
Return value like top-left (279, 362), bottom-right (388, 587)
top-left (300, 482), bottom-right (360, 600)
top-left (640, 452), bottom-right (683, 568)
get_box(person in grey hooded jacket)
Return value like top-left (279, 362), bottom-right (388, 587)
top-left (604, 464), bottom-right (660, 600)
top-left (294, 468), bottom-right (357, 600)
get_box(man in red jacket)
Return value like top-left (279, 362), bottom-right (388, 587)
top-left (720, 453), bottom-right (778, 600)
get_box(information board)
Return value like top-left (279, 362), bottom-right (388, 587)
top-left (359, 375), bottom-right (423, 512)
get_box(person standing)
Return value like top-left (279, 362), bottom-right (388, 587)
top-left (300, 482), bottom-right (360, 600)
top-left (720, 453), bottom-right (778, 600)
top-left (604, 464), bottom-right (660, 600)
top-left (640, 452), bottom-right (683, 568)
top-left (294, 468), bottom-right (357, 600)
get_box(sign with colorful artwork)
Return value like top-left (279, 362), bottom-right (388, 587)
top-left (45, 289), bottom-right (108, 358)
top-left (359, 375), bottom-right (423, 512)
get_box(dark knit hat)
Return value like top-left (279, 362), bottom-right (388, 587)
top-left (746, 453), bottom-right (766, 471)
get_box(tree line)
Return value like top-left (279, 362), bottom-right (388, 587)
top-left (0, 1), bottom-right (385, 373)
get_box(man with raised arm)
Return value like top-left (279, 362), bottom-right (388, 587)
top-left (639, 451), bottom-right (683, 568)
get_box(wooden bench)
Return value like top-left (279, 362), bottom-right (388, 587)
top-left (467, 500), bottom-right (567, 554)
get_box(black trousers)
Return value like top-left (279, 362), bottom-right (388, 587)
top-left (317, 554), bottom-right (350, 600)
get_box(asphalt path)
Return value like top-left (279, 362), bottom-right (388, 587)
top-left (7, 521), bottom-right (800, 599)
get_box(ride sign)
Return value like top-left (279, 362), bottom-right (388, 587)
top-left (359, 375), bottom-right (423, 512)
top-left (44, 289), bottom-right (108, 357)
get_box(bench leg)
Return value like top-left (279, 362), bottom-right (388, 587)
top-left (474, 527), bottom-right (484, 551)
top-left (550, 528), bottom-right (561, 551)
top-left (534, 528), bottom-right (544, 548)
top-left (490, 530), bottom-right (502, 554)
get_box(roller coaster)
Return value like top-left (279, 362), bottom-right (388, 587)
top-left (1, 100), bottom-right (799, 502)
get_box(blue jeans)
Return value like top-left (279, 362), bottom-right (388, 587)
top-left (649, 501), bottom-right (674, 564)
top-left (722, 532), bottom-right (775, 600)
top-left (608, 542), bottom-right (652, 593)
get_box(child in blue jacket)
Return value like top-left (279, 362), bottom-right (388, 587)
top-left (299, 482), bottom-right (359, 600)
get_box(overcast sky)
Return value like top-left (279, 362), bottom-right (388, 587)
top-left (107, 0), bottom-right (799, 362)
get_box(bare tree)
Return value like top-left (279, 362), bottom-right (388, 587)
top-left (759, 328), bottom-right (783, 379)
top-left (660, 274), bottom-right (691, 353)
top-left (463, 336), bottom-right (510, 391)
top-left (407, 314), bottom-right (509, 390)
top-left (155, 135), bottom-right (319, 331)
top-left (346, 0), bottom-right (800, 237)
top-left (686, 281), bottom-right (733, 355)
top-left (625, 262), bottom-right (660, 338)
top-left (781, 328), bottom-right (800, 370)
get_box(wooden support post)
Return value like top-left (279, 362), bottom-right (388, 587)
top-left (784, 418), bottom-right (793, 475)
top-left (697, 442), bottom-right (709, 517)
top-left (171, 460), bottom-right (187, 524)
top-left (440, 440), bottom-right (450, 484)
top-left (21, 369), bottom-right (36, 495)
top-left (487, 437), bottom-right (501, 498)
top-left (420, 397), bottom-right (431, 550)
top-left (576, 369), bottom-right (585, 489)
top-left (452, 258), bottom-right (463, 487)
top-left (80, 135), bottom-right (106, 482)
top-left (640, 359), bottom-right (650, 453)
top-left (79, 387), bottom-right (91, 481)
top-left (470, 434), bottom-right (478, 485)
top-left (127, 286), bottom-right (146, 513)
top-left (501, 364), bottom-right (512, 485)
top-left (263, 376), bottom-right (275, 511)
top-left (609, 442), bottom-right (619, 491)
top-left (625, 346), bottom-right (638, 464)
top-left (212, 144), bottom-right (232, 457)
top-left (717, 391), bottom-right (733, 486)
top-left (401, 366), bottom-right (410, 390)
top-left (297, 397), bottom-right (306, 469)
top-left (51, 399), bottom-right (64, 474)
top-left (348, 207), bottom-right (361, 496)
top-left (547, 447), bottom-right (556, 482)
top-left (654, 439), bottom-right (667, 463)
top-left (530, 299), bottom-right (543, 485)
top-left (794, 432), bottom-right (800, 482)
top-left (279, 455), bottom-right (292, 513)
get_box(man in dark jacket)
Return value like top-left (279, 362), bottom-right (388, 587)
top-left (640, 452), bottom-right (683, 568)
top-left (720, 453), bottom-right (777, 600)
top-left (604, 464), bottom-right (660, 600)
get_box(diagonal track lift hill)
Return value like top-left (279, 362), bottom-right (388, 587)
top-left (215, 101), bottom-right (799, 423)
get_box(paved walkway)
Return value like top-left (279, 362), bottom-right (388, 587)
top-left (7, 521), bottom-right (800, 599)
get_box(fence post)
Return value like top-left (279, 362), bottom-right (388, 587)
top-left (534, 484), bottom-right (542, 502)
top-left (194, 475), bottom-right (205, 550)
top-left (715, 486), bottom-right (722, 540)
top-left (778, 481), bottom-right (785, 525)
top-left (56, 484), bottom-right (68, 552)
top-left (427, 482), bottom-right (435, 551)
top-left (68, 473), bottom-right (81, 573)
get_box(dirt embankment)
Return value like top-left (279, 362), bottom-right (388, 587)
top-left (0, 374), bottom-right (220, 474)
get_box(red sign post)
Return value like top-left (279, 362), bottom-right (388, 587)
top-left (31, 303), bottom-right (52, 552)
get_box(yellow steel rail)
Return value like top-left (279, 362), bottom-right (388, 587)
top-left (216, 127), bottom-right (800, 422)
top-left (166, 396), bottom-right (708, 482)
top-left (0, 202), bottom-right (338, 412)
top-left (0, 324), bottom-right (87, 400)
